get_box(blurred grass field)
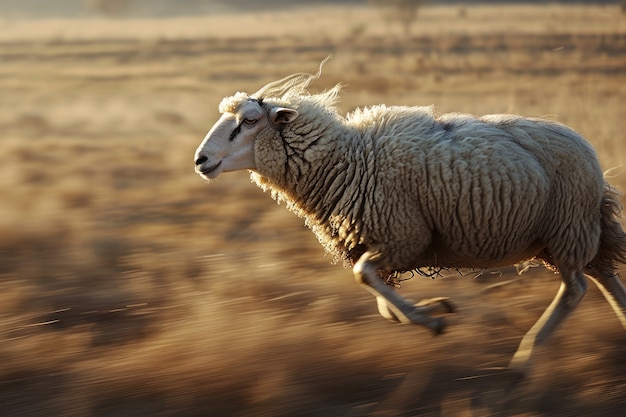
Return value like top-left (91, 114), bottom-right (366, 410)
top-left (1, 3), bottom-right (626, 416)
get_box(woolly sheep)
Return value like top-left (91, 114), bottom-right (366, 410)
top-left (194, 62), bottom-right (626, 376)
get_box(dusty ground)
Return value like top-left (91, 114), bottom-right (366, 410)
top-left (1, 4), bottom-right (626, 416)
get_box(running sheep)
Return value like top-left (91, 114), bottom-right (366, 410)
top-left (194, 61), bottom-right (626, 376)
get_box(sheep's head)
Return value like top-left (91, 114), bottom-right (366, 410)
top-left (194, 93), bottom-right (298, 180)
top-left (195, 58), bottom-right (339, 181)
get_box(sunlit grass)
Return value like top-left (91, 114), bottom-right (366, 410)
top-left (1, 4), bottom-right (625, 416)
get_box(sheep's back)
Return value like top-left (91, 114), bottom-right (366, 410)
top-left (362, 111), bottom-right (605, 271)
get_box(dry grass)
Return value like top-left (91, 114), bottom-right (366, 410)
top-left (1, 4), bottom-right (626, 416)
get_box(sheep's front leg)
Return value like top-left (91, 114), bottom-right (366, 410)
top-left (354, 252), bottom-right (448, 334)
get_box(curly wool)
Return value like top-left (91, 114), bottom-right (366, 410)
top-left (222, 79), bottom-right (617, 278)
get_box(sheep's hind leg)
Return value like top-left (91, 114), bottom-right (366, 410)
top-left (508, 267), bottom-right (587, 376)
top-left (585, 268), bottom-right (626, 330)
top-left (353, 252), bottom-right (449, 334)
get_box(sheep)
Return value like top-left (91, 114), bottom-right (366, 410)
top-left (194, 62), bottom-right (626, 376)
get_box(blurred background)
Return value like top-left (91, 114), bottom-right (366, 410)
top-left (1, 1), bottom-right (626, 416)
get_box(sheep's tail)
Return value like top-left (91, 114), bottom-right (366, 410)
top-left (591, 181), bottom-right (626, 275)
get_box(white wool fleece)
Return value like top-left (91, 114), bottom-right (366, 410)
top-left (245, 93), bottom-right (603, 276)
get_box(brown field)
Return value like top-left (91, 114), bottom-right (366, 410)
top-left (1, 4), bottom-right (626, 416)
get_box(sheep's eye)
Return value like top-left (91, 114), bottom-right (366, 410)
top-left (242, 118), bottom-right (257, 125)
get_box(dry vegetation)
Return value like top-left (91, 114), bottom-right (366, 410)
top-left (1, 4), bottom-right (626, 416)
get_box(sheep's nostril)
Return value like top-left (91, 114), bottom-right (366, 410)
top-left (195, 155), bottom-right (208, 166)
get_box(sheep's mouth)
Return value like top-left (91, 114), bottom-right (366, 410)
top-left (198, 161), bottom-right (222, 178)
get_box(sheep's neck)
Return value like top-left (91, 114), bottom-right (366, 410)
top-left (251, 122), bottom-right (363, 263)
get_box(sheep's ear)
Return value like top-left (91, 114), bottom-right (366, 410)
top-left (269, 107), bottom-right (298, 126)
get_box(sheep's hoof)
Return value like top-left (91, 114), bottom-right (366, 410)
top-left (415, 297), bottom-right (457, 315)
top-left (431, 316), bottom-right (447, 335)
top-left (506, 355), bottom-right (533, 381)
